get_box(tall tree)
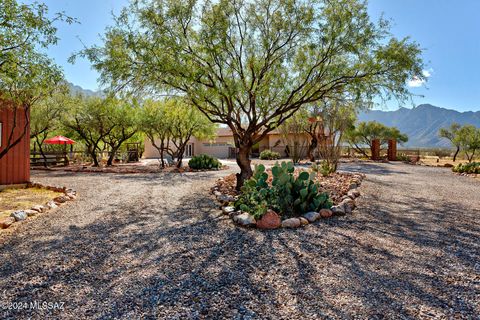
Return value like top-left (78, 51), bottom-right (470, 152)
top-left (0, 0), bottom-right (73, 159)
top-left (77, 0), bottom-right (424, 188)
top-left (439, 123), bottom-right (461, 162)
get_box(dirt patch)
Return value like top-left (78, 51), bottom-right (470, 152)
top-left (0, 187), bottom-right (63, 218)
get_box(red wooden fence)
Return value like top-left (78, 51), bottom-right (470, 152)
top-left (0, 103), bottom-right (30, 185)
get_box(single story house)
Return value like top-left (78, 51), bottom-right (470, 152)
top-left (144, 127), bottom-right (312, 159)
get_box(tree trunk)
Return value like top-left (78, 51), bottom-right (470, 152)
top-left (106, 146), bottom-right (118, 166)
top-left (235, 144), bottom-right (253, 190)
top-left (453, 146), bottom-right (460, 162)
top-left (91, 149), bottom-right (99, 166)
top-left (308, 137), bottom-right (317, 162)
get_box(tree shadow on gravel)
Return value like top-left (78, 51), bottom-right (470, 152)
top-left (1, 172), bottom-right (479, 319)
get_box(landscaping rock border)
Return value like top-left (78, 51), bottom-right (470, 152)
top-left (0, 182), bottom-right (77, 230)
top-left (211, 172), bottom-right (365, 229)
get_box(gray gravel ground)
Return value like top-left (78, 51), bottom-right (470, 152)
top-left (0, 162), bottom-right (479, 319)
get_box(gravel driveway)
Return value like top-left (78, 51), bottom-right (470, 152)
top-left (0, 162), bottom-right (479, 319)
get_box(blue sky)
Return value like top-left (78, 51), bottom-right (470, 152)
top-left (30, 0), bottom-right (480, 112)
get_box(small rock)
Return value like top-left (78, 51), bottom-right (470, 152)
top-left (342, 195), bottom-right (353, 201)
top-left (25, 209), bottom-right (38, 217)
top-left (256, 210), bottom-right (281, 229)
top-left (213, 191), bottom-right (222, 197)
top-left (347, 191), bottom-right (357, 199)
top-left (217, 194), bottom-right (235, 204)
top-left (341, 198), bottom-right (356, 214)
top-left (281, 218), bottom-right (301, 228)
top-left (303, 211), bottom-right (320, 222)
top-left (351, 189), bottom-right (361, 197)
top-left (299, 217), bottom-right (309, 226)
top-left (66, 193), bottom-right (76, 200)
top-left (46, 200), bottom-right (58, 209)
top-left (0, 217), bottom-right (15, 229)
top-left (10, 211), bottom-right (27, 221)
top-left (331, 205), bottom-right (346, 216)
top-left (31, 205), bottom-right (45, 213)
top-left (319, 208), bottom-right (333, 218)
top-left (222, 206), bottom-right (236, 215)
top-left (233, 213), bottom-right (256, 226)
top-left (54, 195), bottom-right (69, 204)
top-left (348, 183), bottom-right (358, 190)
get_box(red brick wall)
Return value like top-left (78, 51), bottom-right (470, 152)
top-left (0, 103), bottom-right (30, 185)
top-left (388, 139), bottom-right (397, 161)
top-left (371, 139), bottom-right (380, 160)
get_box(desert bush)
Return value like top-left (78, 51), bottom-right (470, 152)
top-left (235, 162), bottom-right (332, 219)
top-left (188, 154), bottom-right (221, 170)
top-left (259, 149), bottom-right (280, 160)
top-left (452, 162), bottom-right (480, 174)
top-left (311, 160), bottom-right (335, 177)
top-left (396, 153), bottom-right (410, 162)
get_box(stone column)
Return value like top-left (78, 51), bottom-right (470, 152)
top-left (387, 139), bottom-right (397, 161)
top-left (371, 139), bottom-right (380, 160)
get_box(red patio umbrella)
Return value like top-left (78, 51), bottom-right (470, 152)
top-left (44, 135), bottom-right (75, 145)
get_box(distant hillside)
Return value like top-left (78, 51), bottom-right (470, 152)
top-left (67, 82), bottom-right (103, 97)
top-left (358, 104), bottom-right (480, 148)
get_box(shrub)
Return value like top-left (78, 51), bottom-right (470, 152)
top-left (235, 162), bottom-right (332, 219)
top-left (311, 160), bottom-right (335, 177)
top-left (452, 162), bottom-right (480, 174)
top-left (396, 153), bottom-right (410, 162)
top-left (188, 154), bottom-right (221, 170)
top-left (259, 149), bottom-right (280, 160)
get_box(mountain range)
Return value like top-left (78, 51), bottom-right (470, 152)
top-left (358, 104), bottom-right (480, 148)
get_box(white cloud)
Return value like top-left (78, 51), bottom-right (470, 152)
top-left (407, 69), bottom-right (433, 88)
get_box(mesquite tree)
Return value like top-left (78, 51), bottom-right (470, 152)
top-left (76, 0), bottom-right (424, 188)
top-left (439, 123), bottom-right (461, 162)
top-left (0, 0), bottom-right (73, 159)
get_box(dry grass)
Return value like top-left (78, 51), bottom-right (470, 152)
top-left (419, 156), bottom-right (474, 167)
top-left (0, 187), bottom-right (63, 218)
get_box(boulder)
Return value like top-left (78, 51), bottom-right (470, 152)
top-left (25, 209), bottom-right (38, 217)
top-left (31, 205), bottom-right (45, 213)
top-left (299, 217), bottom-right (309, 226)
top-left (256, 210), bottom-right (281, 229)
top-left (222, 206), bottom-right (236, 215)
top-left (319, 208), bottom-right (333, 218)
top-left (233, 213), bottom-right (256, 226)
top-left (281, 218), bottom-right (301, 228)
top-left (331, 204), bottom-right (346, 216)
top-left (303, 211), bottom-right (320, 223)
top-left (11, 211), bottom-right (27, 221)
top-left (0, 217), bottom-right (15, 229)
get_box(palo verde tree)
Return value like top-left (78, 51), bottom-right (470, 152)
top-left (0, 0), bottom-right (73, 159)
top-left (439, 123), bottom-right (461, 162)
top-left (77, 0), bottom-right (424, 188)
top-left (346, 121), bottom-right (408, 158)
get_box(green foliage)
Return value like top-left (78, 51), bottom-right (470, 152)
top-left (139, 99), bottom-right (217, 167)
top-left (346, 121), bottom-right (408, 158)
top-left (235, 162), bottom-right (332, 219)
top-left (77, 0), bottom-right (425, 186)
top-left (259, 150), bottom-right (280, 160)
top-left (188, 154), bottom-right (221, 170)
top-left (311, 160), bottom-right (335, 177)
top-left (452, 162), bottom-right (480, 174)
top-left (396, 153), bottom-right (411, 162)
top-left (456, 125), bottom-right (480, 163)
